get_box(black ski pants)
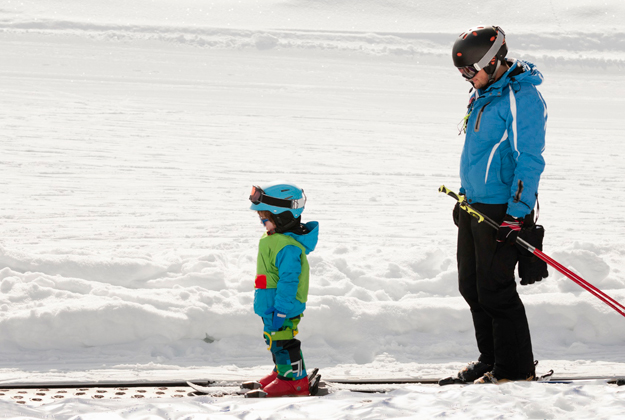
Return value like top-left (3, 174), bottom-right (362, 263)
top-left (457, 202), bottom-right (535, 380)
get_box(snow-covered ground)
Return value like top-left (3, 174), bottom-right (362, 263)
top-left (1, 1), bottom-right (625, 418)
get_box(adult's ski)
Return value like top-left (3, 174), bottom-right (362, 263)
top-left (438, 371), bottom-right (624, 386)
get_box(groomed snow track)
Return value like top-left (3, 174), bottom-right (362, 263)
top-left (2, 377), bottom-right (623, 406)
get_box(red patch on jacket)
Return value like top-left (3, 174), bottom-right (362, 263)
top-left (255, 275), bottom-right (267, 289)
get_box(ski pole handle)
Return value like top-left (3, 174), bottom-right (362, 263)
top-left (440, 184), bottom-right (540, 251)
top-left (438, 185), bottom-right (460, 201)
top-left (439, 185), bottom-right (486, 224)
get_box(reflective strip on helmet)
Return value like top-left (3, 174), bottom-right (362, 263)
top-left (291, 196), bottom-right (306, 209)
top-left (475, 29), bottom-right (505, 70)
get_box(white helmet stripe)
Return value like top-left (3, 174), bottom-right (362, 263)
top-left (475, 30), bottom-right (505, 70)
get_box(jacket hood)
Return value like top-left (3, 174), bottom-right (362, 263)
top-left (481, 59), bottom-right (544, 96)
top-left (284, 221), bottom-right (319, 254)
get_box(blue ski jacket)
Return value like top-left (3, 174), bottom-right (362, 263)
top-left (459, 59), bottom-right (547, 218)
top-left (254, 221), bottom-right (319, 326)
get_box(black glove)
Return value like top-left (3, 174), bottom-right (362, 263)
top-left (496, 214), bottom-right (523, 245)
top-left (453, 202), bottom-right (460, 227)
top-left (517, 225), bottom-right (549, 285)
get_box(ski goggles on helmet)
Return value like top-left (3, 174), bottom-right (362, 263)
top-left (457, 65), bottom-right (480, 80)
top-left (249, 186), bottom-right (306, 210)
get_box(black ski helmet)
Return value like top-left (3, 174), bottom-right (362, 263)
top-left (452, 26), bottom-right (507, 84)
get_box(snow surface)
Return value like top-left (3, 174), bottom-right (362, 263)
top-left (1, 0), bottom-right (625, 418)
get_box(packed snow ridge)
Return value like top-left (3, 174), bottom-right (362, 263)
top-left (2, 19), bottom-right (625, 66)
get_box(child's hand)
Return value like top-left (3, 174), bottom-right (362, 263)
top-left (264, 307), bottom-right (287, 330)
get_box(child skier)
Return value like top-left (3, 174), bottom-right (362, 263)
top-left (248, 182), bottom-right (319, 397)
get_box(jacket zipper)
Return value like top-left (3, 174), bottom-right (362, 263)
top-left (474, 103), bottom-right (490, 132)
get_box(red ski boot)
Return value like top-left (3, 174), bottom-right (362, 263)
top-left (263, 376), bottom-right (309, 397)
top-left (258, 370), bottom-right (278, 388)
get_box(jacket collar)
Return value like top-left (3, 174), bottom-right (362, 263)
top-left (478, 59), bottom-right (543, 97)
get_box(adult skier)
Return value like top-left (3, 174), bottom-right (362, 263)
top-left (249, 182), bottom-right (319, 396)
top-left (450, 26), bottom-right (548, 384)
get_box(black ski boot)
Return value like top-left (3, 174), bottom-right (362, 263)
top-left (458, 361), bottom-right (493, 382)
top-left (474, 370), bottom-right (536, 384)
top-left (439, 361), bottom-right (494, 386)
top-left (475, 361), bottom-right (541, 384)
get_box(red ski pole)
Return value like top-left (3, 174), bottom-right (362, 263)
top-left (439, 185), bottom-right (625, 318)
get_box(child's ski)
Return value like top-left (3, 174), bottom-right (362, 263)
top-left (186, 381), bottom-right (244, 395)
top-left (187, 368), bottom-right (328, 398)
top-left (244, 368), bottom-right (327, 398)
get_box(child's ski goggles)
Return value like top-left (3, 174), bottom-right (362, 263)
top-left (249, 186), bottom-right (306, 210)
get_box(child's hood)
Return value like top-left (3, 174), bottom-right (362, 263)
top-left (284, 221), bottom-right (319, 254)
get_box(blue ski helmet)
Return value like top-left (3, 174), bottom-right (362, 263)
top-left (249, 182), bottom-right (306, 218)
